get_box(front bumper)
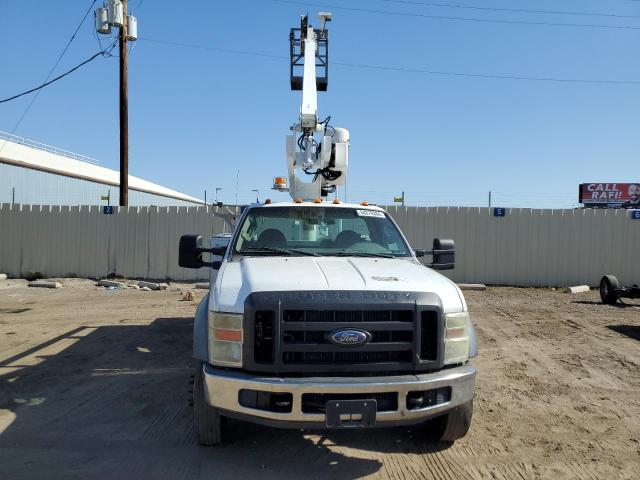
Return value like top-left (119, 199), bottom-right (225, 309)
top-left (202, 363), bottom-right (476, 428)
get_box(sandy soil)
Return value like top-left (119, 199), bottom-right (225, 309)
top-left (0, 278), bottom-right (638, 479)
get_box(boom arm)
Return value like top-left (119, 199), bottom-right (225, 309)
top-left (282, 13), bottom-right (349, 201)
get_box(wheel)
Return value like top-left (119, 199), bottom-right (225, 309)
top-left (600, 275), bottom-right (620, 305)
top-left (427, 401), bottom-right (473, 442)
top-left (193, 363), bottom-right (226, 446)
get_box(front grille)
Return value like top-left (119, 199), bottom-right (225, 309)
top-left (420, 311), bottom-right (438, 360)
top-left (244, 291), bottom-right (443, 375)
top-left (284, 310), bottom-right (413, 323)
top-left (254, 311), bottom-right (275, 364)
top-left (283, 350), bottom-right (413, 364)
top-left (280, 309), bottom-right (414, 368)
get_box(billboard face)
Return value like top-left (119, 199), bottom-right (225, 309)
top-left (579, 183), bottom-right (640, 208)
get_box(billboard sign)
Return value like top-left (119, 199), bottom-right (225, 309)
top-left (579, 183), bottom-right (640, 208)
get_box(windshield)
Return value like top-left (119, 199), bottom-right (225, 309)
top-left (233, 206), bottom-right (411, 257)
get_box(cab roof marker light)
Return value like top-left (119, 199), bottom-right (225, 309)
top-left (361, 201), bottom-right (369, 206)
top-left (272, 176), bottom-right (288, 192)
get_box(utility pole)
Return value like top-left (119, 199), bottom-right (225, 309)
top-left (96, 1), bottom-right (138, 206)
top-left (235, 170), bottom-right (240, 206)
top-left (488, 191), bottom-right (492, 208)
top-left (252, 189), bottom-right (260, 203)
top-left (118, 0), bottom-right (129, 206)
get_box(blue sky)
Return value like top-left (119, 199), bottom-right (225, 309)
top-left (1, 0), bottom-right (639, 207)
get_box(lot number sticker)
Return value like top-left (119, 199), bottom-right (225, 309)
top-left (631, 210), bottom-right (640, 220)
top-left (356, 209), bottom-right (386, 218)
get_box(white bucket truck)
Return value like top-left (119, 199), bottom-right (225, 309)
top-left (179, 13), bottom-right (477, 445)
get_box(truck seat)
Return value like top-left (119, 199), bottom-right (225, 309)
top-left (256, 229), bottom-right (287, 249)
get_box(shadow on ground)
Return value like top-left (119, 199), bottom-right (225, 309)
top-left (607, 324), bottom-right (640, 342)
top-left (0, 317), bottom-right (449, 480)
top-left (571, 300), bottom-right (640, 308)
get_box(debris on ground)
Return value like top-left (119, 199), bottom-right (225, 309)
top-left (182, 291), bottom-right (195, 301)
top-left (136, 281), bottom-right (168, 291)
top-left (567, 285), bottom-right (590, 294)
top-left (97, 280), bottom-right (126, 288)
top-left (140, 286), bottom-right (152, 291)
top-left (458, 283), bottom-right (487, 291)
top-left (195, 282), bottom-right (209, 289)
top-left (28, 280), bottom-right (62, 289)
top-left (0, 273), bottom-right (7, 280)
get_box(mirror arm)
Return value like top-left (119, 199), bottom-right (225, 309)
top-left (201, 260), bottom-right (222, 269)
top-left (193, 246), bottom-right (227, 256)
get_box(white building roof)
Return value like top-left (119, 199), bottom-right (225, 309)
top-left (0, 131), bottom-right (204, 204)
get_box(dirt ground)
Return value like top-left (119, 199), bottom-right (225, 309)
top-left (0, 278), bottom-right (638, 480)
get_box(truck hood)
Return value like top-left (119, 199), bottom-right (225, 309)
top-left (212, 256), bottom-right (465, 313)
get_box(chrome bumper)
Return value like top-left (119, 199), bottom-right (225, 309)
top-left (202, 363), bottom-right (476, 427)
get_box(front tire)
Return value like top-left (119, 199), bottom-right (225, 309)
top-left (193, 363), bottom-right (226, 446)
top-left (427, 401), bottom-right (473, 442)
top-left (600, 275), bottom-right (620, 305)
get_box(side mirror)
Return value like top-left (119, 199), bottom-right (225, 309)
top-left (179, 234), bottom-right (228, 269)
top-left (431, 238), bottom-right (455, 270)
top-left (179, 234), bottom-right (205, 269)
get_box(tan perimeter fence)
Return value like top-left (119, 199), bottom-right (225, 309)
top-left (0, 203), bottom-right (638, 286)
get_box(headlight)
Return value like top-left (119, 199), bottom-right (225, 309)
top-left (443, 311), bottom-right (471, 365)
top-left (208, 311), bottom-right (243, 367)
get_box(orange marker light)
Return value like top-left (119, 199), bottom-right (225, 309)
top-left (274, 177), bottom-right (286, 185)
top-left (313, 197), bottom-right (322, 204)
top-left (333, 199), bottom-right (341, 204)
top-left (294, 197), bottom-right (303, 204)
top-left (264, 199), bottom-right (272, 204)
top-left (214, 329), bottom-right (242, 342)
top-left (360, 201), bottom-right (369, 206)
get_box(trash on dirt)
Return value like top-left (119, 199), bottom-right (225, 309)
top-left (458, 283), bottom-right (487, 291)
top-left (97, 280), bottom-right (125, 288)
top-left (0, 273), bottom-right (8, 280)
top-left (195, 282), bottom-right (209, 289)
top-left (182, 291), bottom-right (195, 301)
top-left (136, 281), bottom-right (168, 291)
top-left (140, 286), bottom-right (152, 291)
top-left (28, 280), bottom-right (62, 289)
top-left (567, 285), bottom-right (590, 294)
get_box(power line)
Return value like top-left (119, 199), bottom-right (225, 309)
top-left (0, 42), bottom-right (117, 104)
top-left (332, 60), bottom-right (640, 85)
top-left (139, 37), bottom-right (286, 59)
top-left (381, 0), bottom-right (640, 20)
top-left (139, 37), bottom-right (640, 85)
top-left (10, 0), bottom-right (98, 133)
top-left (272, 0), bottom-right (640, 30)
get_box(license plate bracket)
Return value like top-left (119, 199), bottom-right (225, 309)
top-left (325, 399), bottom-right (377, 428)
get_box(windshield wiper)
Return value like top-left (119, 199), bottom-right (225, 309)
top-left (333, 252), bottom-right (395, 258)
top-left (240, 247), bottom-right (320, 257)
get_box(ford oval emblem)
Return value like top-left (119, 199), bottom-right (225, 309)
top-left (329, 329), bottom-right (372, 347)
